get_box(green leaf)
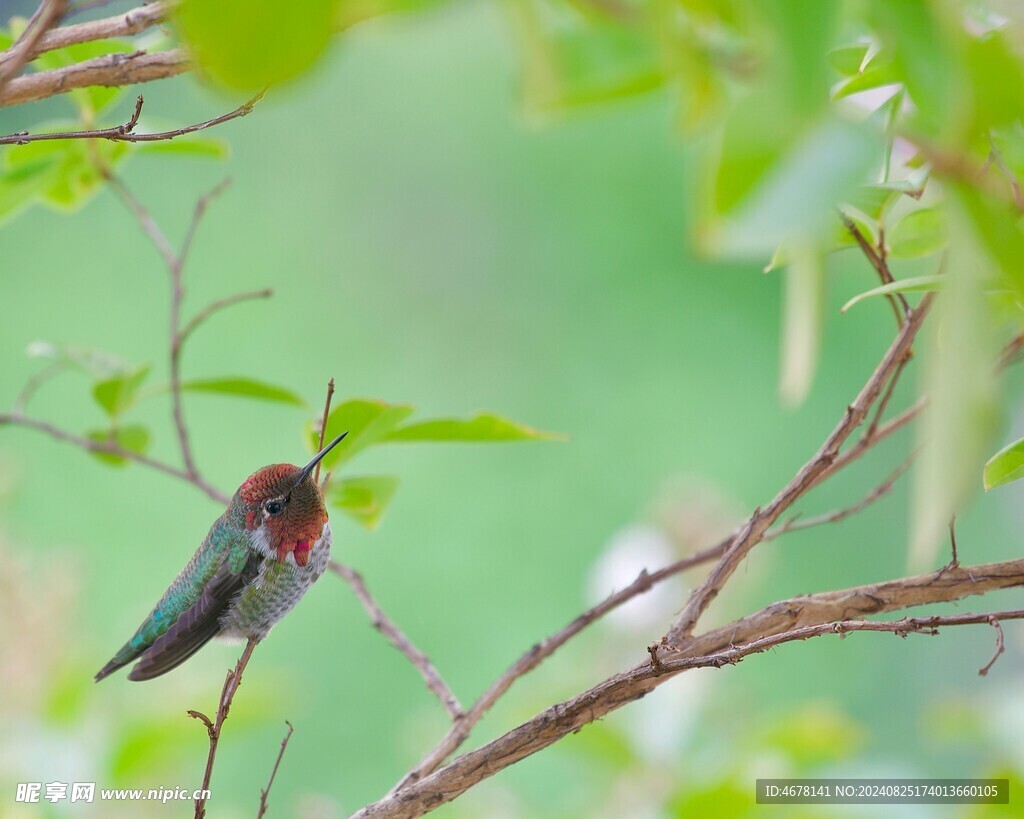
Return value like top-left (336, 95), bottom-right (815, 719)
top-left (0, 156), bottom-right (60, 224)
top-left (135, 137), bottom-right (230, 160)
top-left (330, 475), bottom-right (399, 529)
top-left (828, 43), bottom-right (872, 77)
top-left (840, 275), bottom-right (944, 313)
top-left (887, 207), bottom-right (948, 259)
top-left (830, 62), bottom-right (901, 102)
top-left (309, 399), bottom-right (415, 469)
top-left (175, 0), bottom-right (336, 89)
top-left (86, 424), bottom-right (151, 467)
top-left (178, 377), bottom-right (305, 406)
top-left (983, 438), bottom-right (1024, 490)
top-left (778, 242), bottom-right (823, 407)
top-left (92, 365), bottom-right (151, 418)
top-left (387, 413), bottom-right (561, 443)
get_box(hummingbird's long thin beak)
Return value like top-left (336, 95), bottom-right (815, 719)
top-left (294, 432), bottom-right (348, 488)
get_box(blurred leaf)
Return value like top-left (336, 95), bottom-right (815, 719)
top-left (840, 274), bottom-right (944, 313)
top-left (761, 702), bottom-right (866, 766)
top-left (888, 207), bottom-right (947, 258)
top-left (309, 399), bottom-right (415, 469)
top-left (983, 437), bottom-right (1024, 490)
top-left (86, 424), bottom-right (151, 467)
top-left (25, 341), bottom-right (129, 379)
top-left (387, 413), bottom-right (561, 442)
top-left (667, 776), bottom-right (755, 818)
top-left (778, 242), bottom-right (823, 407)
top-left (956, 184), bottom-right (1024, 298)
top-left (135, 137), bottom-right (231, 159)
top-left (964, 29), bottom-right (1024, 136)
top-left (92, 365), bottom-right (151, 417)
top-left (563, 721), bottom-right (635, 769)
top-left (0, 156), bottom-right (60, 224)
top-left (910, 198), bottom-right (1001, 569)
top-left (828, 42), bottom-right (871, 77)
top-left (175, 0), bottom-right (336, 89)
top-left (831, 61), bottom-right (901, 102)
top-left (330, 475), bottom-right (399, 529)
top-left (844, 185), bottom-right (900, 221)
top-left (178, 377), bottom-right (305, 406)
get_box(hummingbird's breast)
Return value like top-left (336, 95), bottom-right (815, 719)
top-left (218, 522), bottom-right (332, 640)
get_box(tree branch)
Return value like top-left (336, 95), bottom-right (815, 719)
top-left (0, 89), bottom-right (267, 146)
top-left (0, 0), bottom-right (68, 101)
top-left (329, 562), bottom-right (464, 722)
top-left (0, 47), bottom-right (188, 109)
top-left (256, 721), bottom-right (294, 819)
top-left (353, 558), bottom-right (1024, 817)
top-left (667, 293), bottom-right (934, 643)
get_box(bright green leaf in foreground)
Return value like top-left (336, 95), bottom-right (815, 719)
top-left (309, 399), bottom-right (415, 469)
top-left (887, 207), bottom-right (948, 258)
top-left (86, 425), bottom-right (151, 467)
top-left (983, 438), bottom-right (1024, 490)
top-left (92, 366), bottom-right (151, 418)
top-left (175, 0), bottom-right (336, 89)
top-left (330, 475), bottom-right (399, 529)
top-left (178, 377), bottom-right (306, 406)
top-left (387, 413), bottom-right (561, 443)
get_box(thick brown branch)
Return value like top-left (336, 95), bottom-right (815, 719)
top-left (0, 3), bottom-right (169, 68)
top-left (354, 558), bottom-right (1024, 818)
top-left (0, 47), bottom-right (188, 108)
top-left (668, 294), bottom-right (934, 643)
top-left (329, 562), bottom-right (464, 721)
top-left (0, 0), bottom-right (68, 100)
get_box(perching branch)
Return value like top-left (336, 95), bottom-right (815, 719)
top-left (0, 0), bottom-right (68, 101)
top-left (190, 637), bottom-right (260, 819)
top-left (352, 560), bottom-right (1024, 818)
top-left (256, 722), bottom-right (295, 819)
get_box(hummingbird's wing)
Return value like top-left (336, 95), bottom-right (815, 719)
top-left (95, 533), bottom-right (262, 682)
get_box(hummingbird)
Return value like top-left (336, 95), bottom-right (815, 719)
top-left (95, 433), bottom-right (347, 682)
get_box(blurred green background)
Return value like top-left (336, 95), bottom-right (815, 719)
top-left (2, 2), bottom-right (1023, 817)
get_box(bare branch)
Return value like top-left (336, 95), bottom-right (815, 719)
top-left (355, 559), bottom-right (1024, 817)
top-left (179, 289), bottom-right (274, 348)
top-left (978, 615), bottom-right (1005, 677)
top-left (257, 722), bottom-right (295, 819)
top-left (314, 378), bottom-right (336, 485)
top-left (841, 213), bottom-right (910, 323)
top-left (668, 294), bottom-right (934, 643)
top-left (0, 0), bottom-right (68, 101)
top-left (0, 47), bottom-right (188, 109)
top-left (193, 638), bottom-right (260, 819)
top-left (0, 411), bottom-right (228, 503)
top-left (329, 562), bottom-right (464, 722)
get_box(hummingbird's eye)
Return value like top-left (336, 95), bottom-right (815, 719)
top-left (264, 500), bottom-right (284, 516)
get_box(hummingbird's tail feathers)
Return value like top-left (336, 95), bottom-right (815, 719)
top-left (95, 654), bottom-right (132, 682)
top-left (125, 552), bottom-right (263, 682)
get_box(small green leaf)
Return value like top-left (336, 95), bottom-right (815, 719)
top-left (86, 424), bottom-right (151, 467)
top-left (828, 43), bottom-right (872, 77)
top-left (309, 399), bottom-right (415, 469)
top-left (840, 275), bottom-right (945, 313)
top-left (888, 207), bottom-right (948, 258)
top-left (178, 377), bottom-right (305, 406)
top-left (983, 438), bottom-right (1024, 490)
top-left (387, 413), bottom-right (562, 443)
top-left (330, 475), bottom-right (399, 530)
top-left (92, 365), bottom-right (151, 418)
top-left (830, 62), bottom-right (901, 102)
top-left (0, 156), bottom-right (60, 224)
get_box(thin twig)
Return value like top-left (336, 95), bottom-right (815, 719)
top-left (0, 47), bottom-right (188, 109)
top-left (668, 293), bottom-right (934, 644)
top-left (256, 722), bottom-right (295, 819)
top-left (986, 134), bottom-right (1024, 211)
top-left (978, 616), bottom-right (1005, 676)
top-left (0, 0), bottom-right (68, 101)
top-left (948, 515), bottom-right (960, 569)
top-left (0, 411), bottom-right (228, 503)
top-left (103, 173), bottom-right (177, 270)
top-left (192, 637), bottom-right (259, 819)
top-left (768, 452), bottom-right (917, 538)
top-left (0, 89), bottom-right (266, 145)
top-left (179, 289), bottom-right (274, 348)
top-left (315, 378), bottom-right (335, 485)
top-left (329, 562), bottom-right (464, 721)
top-left (841, 214), bottom-right (910, 323)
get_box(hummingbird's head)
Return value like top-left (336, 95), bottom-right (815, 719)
top-left (236, 433), bottom-right (347, 566)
